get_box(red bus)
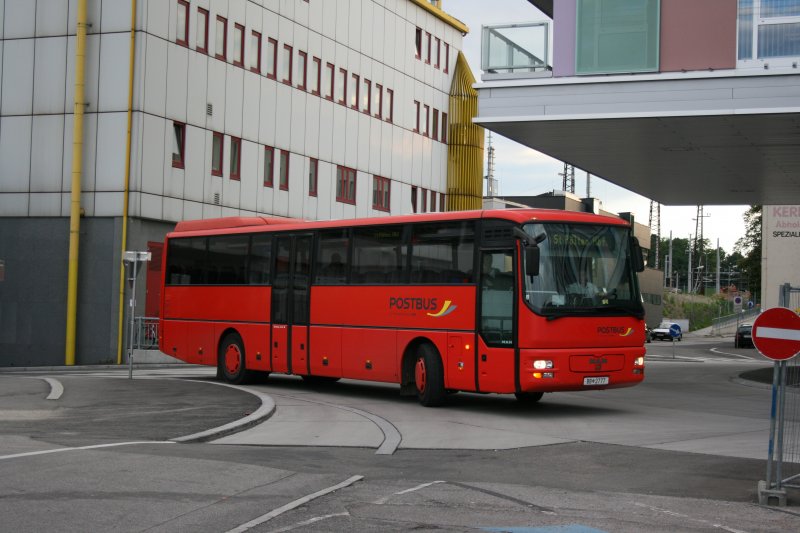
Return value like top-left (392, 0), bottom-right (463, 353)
top-left (159, 209), bottom-right (647, 406)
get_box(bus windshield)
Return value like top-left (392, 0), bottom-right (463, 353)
top-left (522, 223), bottom-right (643, 319)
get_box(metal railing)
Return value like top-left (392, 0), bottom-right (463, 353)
top-left (710, 307), bottom-right (761, 335)
top-left (133, 316), bottom-right (159, 350)
top-left (481, 22), bottom-right (550, 79)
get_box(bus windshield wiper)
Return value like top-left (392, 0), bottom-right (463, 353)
top-left (596, 304), bottom-right (644, 319)
top-left (544, 308), bottom-right (595, 321)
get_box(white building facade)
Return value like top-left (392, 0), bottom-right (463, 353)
top-left (0, 0), bottom-right (474, 365)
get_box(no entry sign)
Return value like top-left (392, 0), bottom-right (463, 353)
top-left (752, 307), bottom-right (800, 361)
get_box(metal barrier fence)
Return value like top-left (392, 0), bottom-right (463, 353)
top-left (133, 316), bottom-right (159, 350)
top-left (760, 284), bottom-right (800, 506)
top-left (710, 307), bottom-right (761, 335)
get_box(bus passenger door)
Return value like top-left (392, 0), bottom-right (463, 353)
top-left (271, 234), bottom-right (312, 374)
top-left (477, 249), bottom-right (517, 393)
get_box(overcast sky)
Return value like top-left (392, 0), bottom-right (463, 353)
top-left (443, 0), bottom-right (748, 253)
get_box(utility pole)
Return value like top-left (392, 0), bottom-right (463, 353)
top-left (586, 171), bottom-right (591, 198)
top-left (559, 163), bottom-right (575, 194)
top-left (485, 132), bottom-right (497, 197)
top-left (649, 200), bottom-right (661, 269)
top-left (716, 238), bottom-right (721, 294)
top-left (687, 234), bottom-right (693, 294)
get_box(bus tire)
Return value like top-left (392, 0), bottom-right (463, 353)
top-left (515, 391), bottom-right (544, 404)
top-left (219, 333), bottom-right (249, 385)
top-left (414, 344), bottom-right (446, 407)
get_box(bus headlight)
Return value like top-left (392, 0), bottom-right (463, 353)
top-left (533, 360), bottom-right (553, 370)
top-left (634, 357), bottom-right (644, 366)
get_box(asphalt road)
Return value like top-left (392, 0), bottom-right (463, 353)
top-left (1, 337), bottom-right (799, 532)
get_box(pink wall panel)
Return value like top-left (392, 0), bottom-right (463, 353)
top-left (661, 0), bottom-right (737, 72)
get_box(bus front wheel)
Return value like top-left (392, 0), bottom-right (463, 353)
top-left (219, 333), bottom-right (249, 384)
top-left (414, 344), bottom-right (445, 407)
top-left (515, 391), bottom-right (544, 404)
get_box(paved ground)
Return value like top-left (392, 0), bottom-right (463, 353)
top-left (1, 338), bottom-right (799, 532)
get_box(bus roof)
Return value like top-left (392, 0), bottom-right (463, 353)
top-left (167, 208), bottom-right (629, 238)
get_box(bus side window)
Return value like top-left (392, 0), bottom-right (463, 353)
top-left (410, 221), bottom-right (474, 284)
top-left (315, 229), bottom-right (349, 285)
top-left (166, 236), bottom-right (208, 285)
top-left (249, 234), bottom-right (271, 284)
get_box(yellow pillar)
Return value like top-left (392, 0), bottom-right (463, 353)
top-left (446, 52), bottom-right (484, 211)
top-left (65, 0), bottom-right (88, 365)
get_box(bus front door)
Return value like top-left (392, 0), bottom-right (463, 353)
top-left (478, 249), bottom-right (517, 393)
top-left (271, 234), bottom-right (312, 375)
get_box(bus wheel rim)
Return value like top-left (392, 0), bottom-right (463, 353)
top-left (225, 344), bottom-right (241, 375)
top-left (415, 357), bottom-right (426, 393)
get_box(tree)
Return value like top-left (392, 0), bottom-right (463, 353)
top-left (734, 205), bottom-right (762, 299)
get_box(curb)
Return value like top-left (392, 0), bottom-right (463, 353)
top-left (0, 363), bottom-right (199, 373)
top-left (171, 380), bottom-right (277, 443)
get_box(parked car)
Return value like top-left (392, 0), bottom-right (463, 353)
top-left (735, 324), bottom-right (753, 348)
top-left (651, 321), bottom-right (682, 341)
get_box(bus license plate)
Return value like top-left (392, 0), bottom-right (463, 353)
top-left (584, 376), bottom-right (609, 386)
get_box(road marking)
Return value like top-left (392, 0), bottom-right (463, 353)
top-left (634, 503), bottom-right (749, 533)
top-left (756, 326), bottom-right (800, 341)
top-left (43, 378), bottom-right (64, 400)
top-left (0, 441), bottom-right (175, 461)
top-left (709, 348), bottom-right (759, 360)
top-left (225, 475), bottom-right (363, 533)
top-left (266, 512), bottom-right (349, 533)
top-left (373, 480), bottom-right (445, 504)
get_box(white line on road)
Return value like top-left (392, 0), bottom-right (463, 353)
top-left (634, 502), bottom-right (749, 533)
top-left (373, 480), bottom-right (445, 505)
top-left (225, 475), bottom-right (364, 533)
top-left (756, 326), bottom-right (800, 341)
top-left (0, 441), bottom-right (175, 461)
top-left (709, 348), bottom-right (761, 360)
top-left (266, 512), bottom-right (350, 533)
top-left (43, 377), bottom-right (64, 400)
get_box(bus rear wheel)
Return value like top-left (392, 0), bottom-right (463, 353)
top-left (219, 333), bottom-right (250, 384)
top-left (414, 344), bottom-right (445, 407)
top-left (515, 391), bottom-right (544, 404)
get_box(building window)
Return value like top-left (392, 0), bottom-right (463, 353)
top-left (576, 0), bottom-right (660, 74)
top-left (441, 112), bottom-right (448, 143)
top-left (337, 68), bottom-right (347, 105)
top-left (197, 8), bottom-right (209, 54)
top-left (336, 165), bottom-right (357, 204)
top-left (230, 137), bottom-right (241, 180)
top-left (250, 31), bottom-right (262, 73)
top-left (325, 62), bottom-right (335, 100)
top-left (212, 132), bottom-right (224, 176)
top-left (411, 186), bottom-right (418, 213)
top-left (264, 146), bottom-right (274, 187)
top-left (440, 193), bottom-right (445, 212)
top-left (215, 16), bottom-right (227, 60)
top-left (421, 188), bottom-right (427, 213)
top-left (267, 38), bottom-right (277, 79)
top-left (362, 79), bottom-right (371, 114)
top-left (279, 150), bottom-right (289, 190)
top-left (432, 109), bottom-right (439, 141)
top-left (425, 32), bottom-right (432, 64)
top-left (350, 73), bottom-right (359, 109)
top-left (738, 0), bottom-right (800, 61)
top-left (311, 56), bottom-right (321, 95)
top-left (374, 83), bottom-right (383, 119)
top-left (373, 176), bottom-right (390, 212)
top-left (434, 37), bottom-right (441, 68)
top-left (233, 23), bottom-right (244, 67)
top-left (430, 191), bottom-right (437, 212)
top-left (172, 122), bottom-right (185, 168)
top-left (282, 44), bottom-right (293, 85)
top-left (297, 51), bottom-right (308, 90)
top-left (423, 104), bottom-right (430, 137)
top-left (415, 27), bottom-right (422, 59)
top-left (444, 43), bottom-right (449, 73)
top-left (177, 0), bottom-right (189, 47)
top-left (309, 158), bottom-right (318, 196)
top-left (414, 100), bottom-right (420, 132)
top-left (386, 88), bottom-right (394, 123)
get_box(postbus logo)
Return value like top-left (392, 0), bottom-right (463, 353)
top-left (596, 326), bottom-right (634, 337)
top-left (388, 297), bottom-right (457, 318)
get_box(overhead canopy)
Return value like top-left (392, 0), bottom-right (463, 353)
top-left (475, 71), bottom-right (800, 206)
top-left (527, 0), bottom-right (553, 18)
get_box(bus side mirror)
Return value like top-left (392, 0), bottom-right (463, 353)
top-left (630, 237), bottom-right (645, 273)
top-left (525, 246), bottom-right (540, 277)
